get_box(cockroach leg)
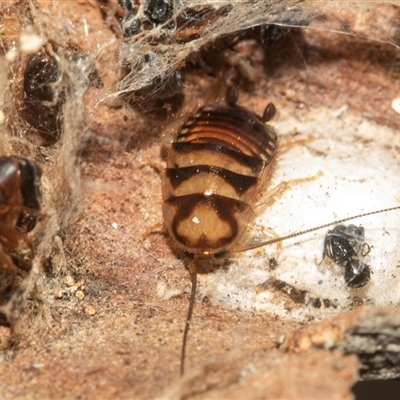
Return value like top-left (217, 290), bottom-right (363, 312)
top-left (255, 170), bottom-right (323, 208)
top-left (141, 222), bottom-right (165, 241)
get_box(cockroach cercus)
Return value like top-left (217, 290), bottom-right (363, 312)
top-left (157, 89), bottom-right (400, 375)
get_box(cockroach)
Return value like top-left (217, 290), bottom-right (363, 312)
top-left (160, 88), bottom-right (400, 375)
top-left (162, 88), bottom-right (278, 262)
top-left (162, 88), bottom-right (279, 374)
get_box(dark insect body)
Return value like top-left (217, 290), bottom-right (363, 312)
top-left (344, 259), bottom-right (371, 288)
top-left (323, 224), bottom-right (371, 288)
top-left (21, 47), bottom-right (63, 146)
top-left (13, 40), bottom-right (101, 146)
top-left (323, 224), bottom-right (370, 265)
top-left (260, 24), bottom-right (292, 50)
top-left (118, 0), bottom-right (232, 104)
top-left (0, 156), bottom-right (42, 274)
top-left (119, 0), bottom-right (231, 41)
top-left (119, 0), bottom-right (173, 37)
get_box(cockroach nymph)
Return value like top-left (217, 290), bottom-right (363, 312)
top-left (323, 224), bottom-right (371, 288)
top-left (0, 156), bottom-right (42, 274)
top-left (162, 88), bottom-right (279, 374)
top-left (163, 88), bottom-right (278, 261)
top-left (161, 90), bottom-right (400, 375)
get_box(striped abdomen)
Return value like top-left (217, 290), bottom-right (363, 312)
top-left (162, 104), bottom-right (278, 259)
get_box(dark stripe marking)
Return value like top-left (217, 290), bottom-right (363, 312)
top-left (177, 105), bottom-right (277, 161)
top-left (166, 193), bottom-right (250, 249)
top-left (166, 165), bottom-right (258, 195)
top-left (172, 141), bottom-right (265, 174)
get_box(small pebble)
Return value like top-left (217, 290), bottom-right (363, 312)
top-left (85, 305), bottom-right (96, 316)
top-left (63, 275), bottom-right (75, 287)
top-left (392, 97), bottom-right (400, 114)
top-left (75, 290), bottom-right (85, 300)
top-left (54, 287), bottom-right (63, 299)
top-left (76, 279), bottom-right (85, 289)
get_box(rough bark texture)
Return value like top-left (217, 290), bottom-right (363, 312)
top-left (341, 309), bottom-right (400, 381)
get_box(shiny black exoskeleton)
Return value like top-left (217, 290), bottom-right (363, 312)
top-left (323, 224), bottom-right (371, 288)
top-left (119, 0), bottom-right (173, 37)
top-left (22, 49), bottom-right (62, 145)
top-left (323, 224), bottom-right (370, 265)
top-left (21, 41), bottom-right (103, 146)
top-left (344, 259), bottom-right (371, 288)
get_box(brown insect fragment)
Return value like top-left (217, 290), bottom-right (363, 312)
top-left (0, 156), bottom-right (42, 274)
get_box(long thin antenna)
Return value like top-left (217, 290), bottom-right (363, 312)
top-left (237, 206), bottom-right (400, 252)
top-left (180, 266), bottom-right (197, 376)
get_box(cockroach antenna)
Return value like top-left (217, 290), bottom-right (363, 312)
top-left (237, 206), bottom-right (400, 252)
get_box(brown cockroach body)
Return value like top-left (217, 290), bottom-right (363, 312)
top-left (162, 91), bottom-right (280, 374)
top-left (163, 95), bottom-right (278, 261)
